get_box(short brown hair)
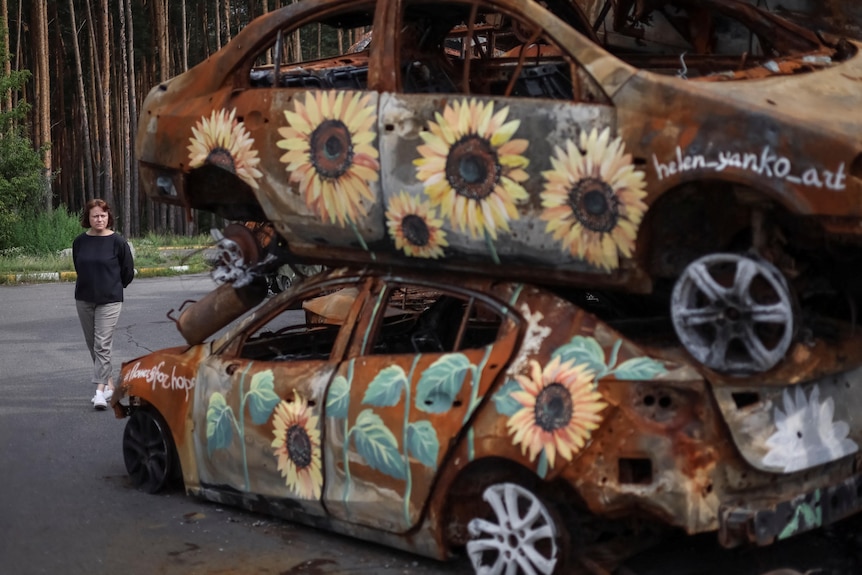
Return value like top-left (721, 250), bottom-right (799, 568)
top-left (80, 198), bottom-right (115, 229)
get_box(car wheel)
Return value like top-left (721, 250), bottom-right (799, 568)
top-left (671, 253), bottom-right (796, 375)
top-left (466, 482), bottom-right (564, 575)
top-left (122, 408), bottom-right (177, 494)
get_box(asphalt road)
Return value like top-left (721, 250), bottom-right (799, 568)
top-left (0, 274), bottom-right (472, 575)
top-left (2, 274), bottom-right (862, 575)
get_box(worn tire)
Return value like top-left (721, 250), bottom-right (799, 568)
top-left (122, 408), bottom-right (179, 494)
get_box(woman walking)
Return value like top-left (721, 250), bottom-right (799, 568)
top-left (73, 199), bottom-right (135, 410)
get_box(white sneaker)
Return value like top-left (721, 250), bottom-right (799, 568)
top-left (93, 391), bottom-right (107, 410)
top-left (91, 388), bottom-right (114, 403)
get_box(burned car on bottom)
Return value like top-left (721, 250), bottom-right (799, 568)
top-left (125, 0), bottom-right (862, 572)
top-left (117, 268), bottom-right (862, 574)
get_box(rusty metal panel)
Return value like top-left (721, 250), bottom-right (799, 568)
top-left (124, 0), bottom-right (862, 567)
top-left (711, 365), bottom-right (862, 475)
top-left (191, 354), bottom-right (335, 519)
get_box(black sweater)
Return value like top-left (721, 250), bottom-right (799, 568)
top-left (72, 232), bottom-right (135, 304)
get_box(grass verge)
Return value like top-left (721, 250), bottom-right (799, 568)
top-left (0, 232), bottom-right (213, 279)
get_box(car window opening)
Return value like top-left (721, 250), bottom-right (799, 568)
top-left (238, 287), bottom-right (359, 362)
top-left (368, 286), bottom-right (502, 355)
top-left (401, 1), bottom-right (583, 100)
top-left (250, 7), bottom-right (374, 90)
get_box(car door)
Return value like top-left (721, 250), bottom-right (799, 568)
top-left (221, 0), bottom-right (387, 255)
top-left (378, 0), bottom-right (629, 275)
top-left (192, 279), bottom-right (370, 518)
top-left (321, 278), bottom-right (522, 532)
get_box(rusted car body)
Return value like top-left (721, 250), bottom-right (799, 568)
top-left (116, 267), bottom-right (862, 573)
top-left (137, 0), bottom-right (862, 288)
top-left (127, 0), bottom-right (862, 572)
top-left (136, 0), bottom-right (862, 375)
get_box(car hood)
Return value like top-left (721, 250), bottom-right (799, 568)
top-left (697, 44), bottom-right (862, 139)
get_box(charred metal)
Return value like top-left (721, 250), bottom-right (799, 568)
top-left (125, 1), bottom-right (862, 573)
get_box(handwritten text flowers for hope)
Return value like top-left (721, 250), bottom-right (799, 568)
top-left (653, 146), bottom-right (847, 191)
top-left (125, 361), bottom-right (195, 401)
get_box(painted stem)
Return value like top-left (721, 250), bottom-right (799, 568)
top-left (349, 219), bottom-right (376, 261)
top-left (341, 360), bottom-right (356, 507)
top-left (402, 355), bottom-right (421, 526)
top-left (237, 363), bottom-right (254, 491)
top-left (606, 339), bottom-right (622, 378)
top-left (484, 229), bottom-right (501, 265)
top-left (463, 347), bottom-right (493, 461)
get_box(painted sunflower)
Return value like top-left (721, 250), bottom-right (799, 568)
top-left (414, 99), bottom-right (529, 241)
top-left (507, 357), bottom-right (606, 468)
top-left (540, 128), bottom-right (647, 271)
top-left (386, 191), bottom-right (449, 259)
top-left (271, 390), bottom-right (323, 500)
top-left (277, 91), bottom-right (379, 227)
top-left (187, 108), bottom-right (263, 189)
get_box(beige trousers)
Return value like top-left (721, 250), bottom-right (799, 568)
top-left (75, 300), bottom-right (123, 386)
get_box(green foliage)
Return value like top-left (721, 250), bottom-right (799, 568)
top-left (0, 232), bottom-right (210, 274)
top-left (0, 51), bottom-right (45, 250)
top-left (0, 250), bottom-right (73, 274)
top-left (0, 127), bottom-right (47, 249)
top-left (8, 206), bottom-right (80, 255)
top-left (140, 231), bottom-right (211, 247)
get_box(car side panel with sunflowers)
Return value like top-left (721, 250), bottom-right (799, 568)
top-left (137, 0), bottom-right (862, 300)
top-left (116, 268), bottom-right (862, 572)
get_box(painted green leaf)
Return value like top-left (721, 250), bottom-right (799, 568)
top-left (492, 379), bottom-right (524, 417)
top-left (415, 354), bottom-right (472, 414)
top-left (363, 365), bottom-right (407, 407)
top-left (407, 420), bottom-right (440, 469)
top-left (247, 370), bottom-right (281, 424)
top-left (552, 336), bottom-right (608, 378)
top-left (206, 392), bottom-right (235, 456)
top-left (612, 357), bottom-right (667, 381)
top-left (326, 374), bottom-right (350, 419)
top-left (352, 409), bottom-right (406, 480)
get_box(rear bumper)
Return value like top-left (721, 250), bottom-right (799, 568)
top-left (718, 473), bottom-right (862, 547)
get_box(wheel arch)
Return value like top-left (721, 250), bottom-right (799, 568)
top-left (437, 456), bottom-right (585, 550)
top-left (639, 178), bottom-right (807, 282)
top-left (185, 165), bottom-right (267, 221)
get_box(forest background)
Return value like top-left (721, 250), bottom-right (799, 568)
top-left (0, 0), bottom-right (362, 256)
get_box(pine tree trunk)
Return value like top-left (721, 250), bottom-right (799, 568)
top-left (181, 0), bottom-right (188, 71)
top-left (125, 0), bottom-right (139, 236)
top-left (100, 0), bottom-right (114, 207)
top-left (214, 0), bottom-right (222, 51)
top-left (1, 0), bottom-right (9, 113)
top-left (118, 0), bottom-right (132, 235)
top-left (68, 0), bottom-right (95, 203)
top-left (34, 0), bottom-right (51, 211)
top-left (224, 0), bottom-right (231, 44)
top-left (12, 0), bottom-right (20, 109)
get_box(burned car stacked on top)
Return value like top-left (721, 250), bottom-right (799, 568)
top-left (123, 0), bottom-right (862, 572)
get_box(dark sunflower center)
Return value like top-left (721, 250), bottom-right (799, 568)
top-left (534, 382), bottom-right (573, 432)
top-left (286, 424), bottom-right (312, 469)
top-left (402, 214), bottom-right (430, 247)
top-left (206, 148), bottom-right (237, 173)
top-left (309, 119), bottom-right (354, 179)
top-left (445, 135), bottom-right (500, 201)
top-left (568, 177), bottom-right (620, 233)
